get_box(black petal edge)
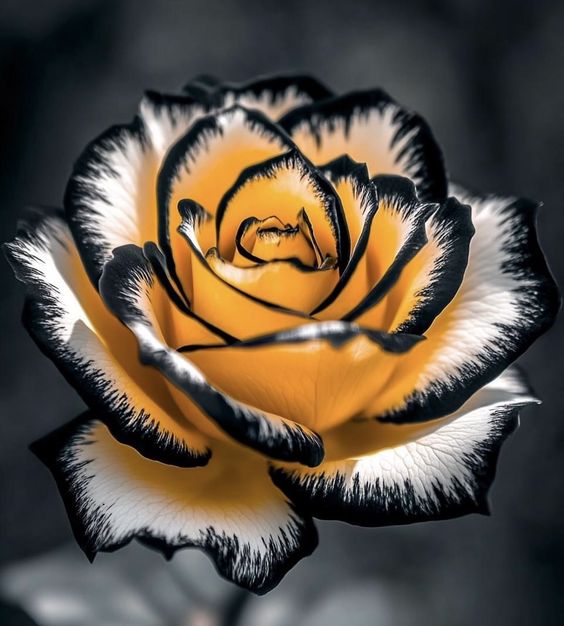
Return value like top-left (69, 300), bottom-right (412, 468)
top-left (178, 321), bottom-right (424, 354)
top-left (279, 89), bottom-right (447, 202)
top-left (65, 89), bottom-right (206, 288)
top-left (143, 241), bottom-right (237, 343)
top-left (156, 105), bottom-right (296, 293)
top-left (311, 156), bottom-right (378, 313)
top-left (188, 73), bottom-right (334, 112)
top-left (64, 116), bottom-right (148, 286)
top-left (382, 194), bottom-right (560, 424)
top-left (31, 413), bottom-right (319, 595)
top-left (99, 244), bottom-right (325, 467)
top-left (395, 196), bottom-right (475, 335)
top-left (271, 402), bottom-right (527, 527)
top-left (3, 208), bottom-right (210, 468)
top-left (215, 149), bottom-right (351, 274)
top-left (341, 175), bottom-right (435, 321)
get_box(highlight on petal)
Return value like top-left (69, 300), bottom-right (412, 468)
top-left (271, 369), bottom-right (536, 525)
top-left (208, 74), bottom-right (333, 120)
top-left (32, 414), bottom-right (318, 594)
top-left (65, 93), bottom-right (206, 284)
top-left (205, 247), bottom-right (339, 314)
top-left (279, 89), bottom-right (447, 201)
top-left (99, 244), bottom-right (325, 466)
top-left (3, 209), bottom-right (211, 467)
top-left (370, 187), bottom-right (559, 423)
top-left (215, 149), bottom-right (351, 273)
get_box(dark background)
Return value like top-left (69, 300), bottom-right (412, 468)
top-left (1, 0), bottom-right (563, 624)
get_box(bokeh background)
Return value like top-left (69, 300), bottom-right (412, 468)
top-left (1, 0), bottom-right (563, 624)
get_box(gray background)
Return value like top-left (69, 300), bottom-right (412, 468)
top-left (1, 0), bottom-right (563, 624)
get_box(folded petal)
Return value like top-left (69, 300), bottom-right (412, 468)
top-left (271, 369), bottom-right (535, 525)
top-left (312, 157), bottom-right (378, 318)
top-left (215, 150), bottom-right (351, 273)
top-left (32, 415), bottom-right (318, 594)
top-left (205, 248), bottom-right (339, 313)
top-left (99, 244), bottom-right (325, 466)
top-left (4, 209), bottom-right (212, 467)
top-left (65, 93), bottom-right (207, 284)
top-left (279, 89), bottom-right (447, 201)
top-left (369, 188), bottom-right (559, 422)
top-left (210, 74), bottom-right (333, 120)
top-left (185, 322), bottom-right (422, 432)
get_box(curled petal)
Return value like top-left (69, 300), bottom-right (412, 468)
top-left (99, 244), bottom-right (325, 466)
top-left (215, 150), bottom-right (351, 274)
top-left (280, 89), bottom-right (447, 201)
top-left (3, 210), bottom-right (211, 466)
top-left (32, 415), bottom-right (317, 594)
top-left (271, 369), bottom-right (535, 525)
top-left (371, 188), bottom-right (559, 423)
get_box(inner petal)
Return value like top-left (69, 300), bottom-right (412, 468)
top-left (216, 150), bottom-right (350, 273)
top-left (233, 215), bottom-right (321, 267)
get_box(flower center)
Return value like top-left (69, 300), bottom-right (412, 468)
top-left (232, 211), bottom-right (335, 269)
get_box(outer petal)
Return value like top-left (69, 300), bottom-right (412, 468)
top-left (271, 369), bottom-right (535, 525)
top-left (370, 189), bottom-right (560, 423)
top-left (207, 74), bottom-right (333, 120)
top-left (279, 89), bottom-right (447, 201)
top-left (99, 244), bottom-right (324, 466)
top-left (185, 322), bottom-right (422, 433)
top-left (65, 92), bottom-right (207, 284)
top-left (3, 209), bottom-right (211, 467)
top-left (32, 415), bottom-right (318, 594)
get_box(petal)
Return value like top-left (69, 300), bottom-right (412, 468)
top-left (156, 106), bottom-right (294, 290)
top-left (280, 89), bottom-right (447, 201)
top-left (205, 248), bottom-right (339, 313)
top-left (216, 150), bottom-right (351, 274)
top-left (210, 74), bottom-right (333, 120)
top-left (99, 244), bottom-right (325, 466)
top-left (184, 321), bottom-right (423, 432)
top-left (312, 157), bottom-right (379, 318)
top-left (32, 415), bottom-right (318, 594)
top-left (348, 187), bottom-right (474, 334)
top-left (317, 176), bottom-right (433, 325)
top-left (3, 209), bottom-right (212, 467)
top-left (370, 188), bottom-right (559, 423)
top-left (271, 369), bottom-right (536, 525)
top-left (65, 92), bottom-right (206, 284)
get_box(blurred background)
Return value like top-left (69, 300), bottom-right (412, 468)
top-left (1, 0), bottom-right (563, 624)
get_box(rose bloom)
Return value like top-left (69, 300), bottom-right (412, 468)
top-left (5, 74), bottom-right (559, 594)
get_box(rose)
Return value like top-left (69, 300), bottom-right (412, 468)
top-left (5, 74), bottom-right (558, 594)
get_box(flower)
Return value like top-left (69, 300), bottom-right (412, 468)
top-left (5, 74), bottom-right (559, 594)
